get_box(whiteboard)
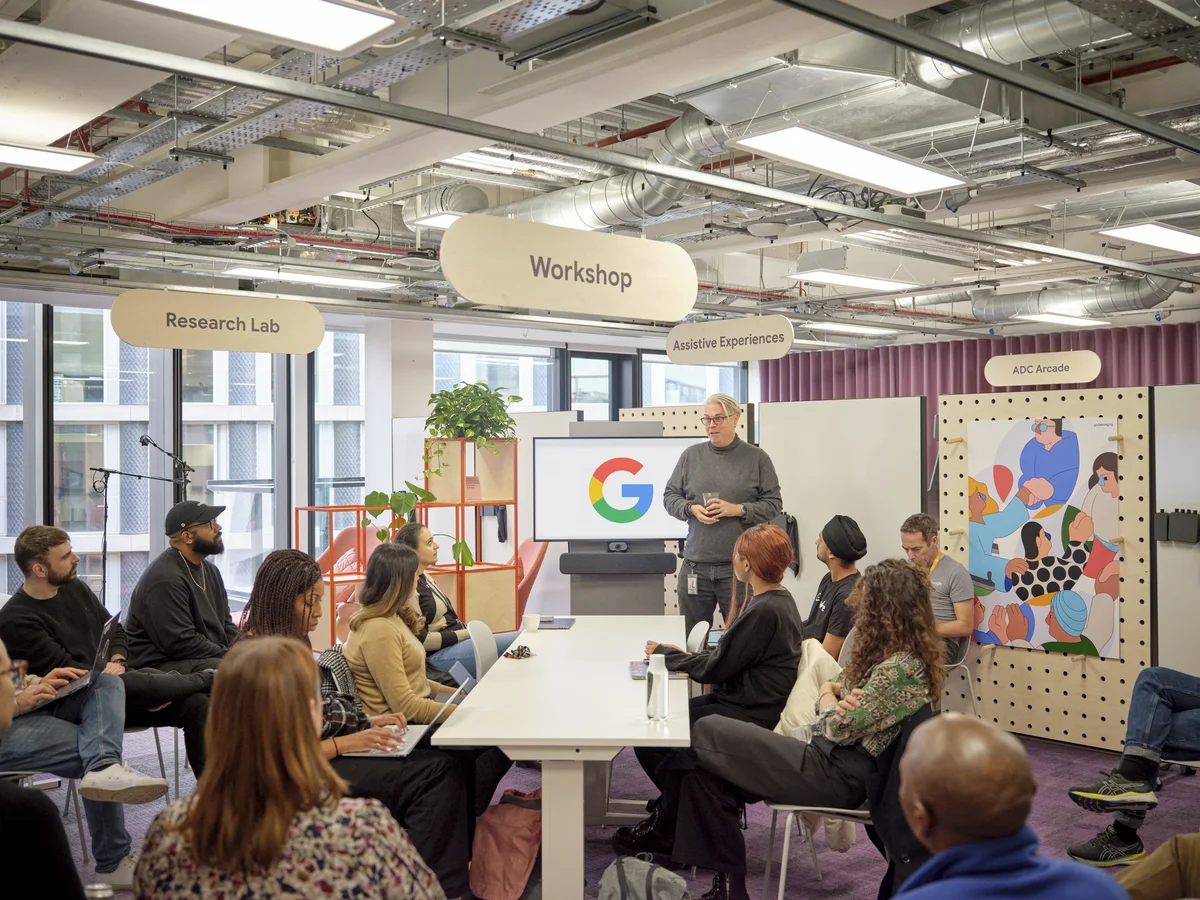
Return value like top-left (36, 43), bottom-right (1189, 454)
top-left (758, 397), bottom-right (926, 617)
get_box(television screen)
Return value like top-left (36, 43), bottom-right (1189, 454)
top-left (533, 436), bottom-right (708, 542)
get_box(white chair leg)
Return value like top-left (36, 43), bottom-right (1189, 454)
top-left (761, 810), bottom-right (778, 900)
top-left (153, 729), bottom-right (168, 800)
top-left (801, 816), bottom-right (821, 881)
top-left (173, 728), bottom-right (180, 797)
top-left (69, 780), bottom-right (89, 864)
top-left (777, 813), bottom-right (794, 900)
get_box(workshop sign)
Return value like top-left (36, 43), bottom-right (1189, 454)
top-left (111, 289), bottom-right (326, 354)
top-left (984, 349), bottom-right (1102, 387)
top-left (667, 314), bottom-right (794, 364)
top-left (440, 215), bottom-right (697, 321)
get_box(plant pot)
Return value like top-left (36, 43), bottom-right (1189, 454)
top-left (424, 438), bottom-right (516, 505)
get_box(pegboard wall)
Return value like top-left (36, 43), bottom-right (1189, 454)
top-left (939, 387), bottom-right (1153, 752)
top-left (619, 404), bottom-right (753, 617)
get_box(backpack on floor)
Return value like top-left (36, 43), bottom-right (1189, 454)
top-left (597, 857), bottom-right (689, 900)
top-left (469, 789), bottom-right (542, 900)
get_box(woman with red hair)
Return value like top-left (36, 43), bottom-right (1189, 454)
top-left (616, 524), bottom-right (804, 855)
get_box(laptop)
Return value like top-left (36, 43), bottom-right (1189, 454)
top-left (539, 616), bottom-right (575, 630)
top-left (342, 683), bottom-right (469, 758)
top-left (35, 615), bottom-right (121, 709)
top-left (448, 661), bottom-right (475, 694)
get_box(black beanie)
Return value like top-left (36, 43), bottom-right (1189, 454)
top-left (822, 515), bottom-right (867, 562)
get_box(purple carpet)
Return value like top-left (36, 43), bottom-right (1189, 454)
top-left (54, 732), bottom-right (1200, 896)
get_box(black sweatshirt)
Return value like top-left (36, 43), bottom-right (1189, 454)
top-left (125, 548), bottom-right (238, 668)
top-left (658, 587), bottom-right (803, 727)
top-left (0, 780), bottom-right (85, 899)
top-left (0, 579), bottom-right (126, 676)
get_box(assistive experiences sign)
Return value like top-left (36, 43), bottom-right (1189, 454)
top-left (440, 215), bottom-right (698, 321)
top-left (666, 314), bottom-right (794, 364)
top-left (111, 289), bottom-right (326, 354)
top-left (984, 350), bottom-right (1102, 387)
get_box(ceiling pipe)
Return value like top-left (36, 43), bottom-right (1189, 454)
top-left (1081, 55), bottom-right (1186, 85)
top-left (969, 272), bottom-right (1191, 323)
top-left (911, 0), bottom-right (1124, 89)
top-left (586, 117), bottom-right (678, 148)
top-left (0, 18), bottom-right (1196, 285)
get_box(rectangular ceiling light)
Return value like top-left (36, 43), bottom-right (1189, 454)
top-left (113, 0), bottom-right (401, 55)
top-left (0, 140), bottom-right (98, 174)
top-left (412, 213), bottom-right (463, 230)
top-left (801, 321), bottom-right (897, 336)
top-left (222, 266), bottom-right (394, 291)
top-left (1099, 222), bottom-right (1200, 255)
top-left (1016, 313), bottom-right (1110, 328)
top-left (732, 125), bottom-right (965, 196)
top-left (785, 269), bottom-right (917, 292)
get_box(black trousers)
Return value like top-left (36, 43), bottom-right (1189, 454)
top-left (154, 657), bottom-right (224, 674)
top-left (677, 561), bottom-right (750, 637)
top-left (663, 716), bottom-right (876, 875)
top-left (121, 668), bottom-right (212, 775)
top-left (333, 751), bottom-right (471, 898)
top-left (634, 694), bottom-right (771, 793)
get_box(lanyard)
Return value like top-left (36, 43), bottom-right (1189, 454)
top-left (929, 550), bottom-right (944, 578)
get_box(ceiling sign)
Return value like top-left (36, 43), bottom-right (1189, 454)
top-left (984, 349), bottom-right (1102, 387)
top-left (667, 314), bottom-right (794, 364)
top-left (111, 289), bottom-right (326, 354)
top-left (439, 215), bottom-right (698, 321)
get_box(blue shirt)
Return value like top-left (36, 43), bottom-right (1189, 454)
top-left (897, 827), bottom-right (1128, 900)
top-left (1018, 431), bottom-right (1080, 510)
top-left (968, 498), bottom-right (1030, 583)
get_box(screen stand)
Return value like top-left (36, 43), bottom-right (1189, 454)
top-left (561, 540), bottom-right (677, 616)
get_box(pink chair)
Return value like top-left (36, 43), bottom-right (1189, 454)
top-left (314, 525), bottom-right (384, 643)
top-left (509, 539), bottom-right (548, 619)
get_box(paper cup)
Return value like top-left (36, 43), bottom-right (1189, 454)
top-left (522, 613), bottom-right (540, 632)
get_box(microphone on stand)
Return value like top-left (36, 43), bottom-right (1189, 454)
top-left (139, 434), bottom-right (153, 447)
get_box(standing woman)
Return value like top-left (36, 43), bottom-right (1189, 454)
top-left (238, 549), bottom-right (472, 899)
top-left (663, 393), bottom-right (782, 636)
top-left (134, 636), bottom-right (444, 899)
top-left (394, 523), bottom-right (518, 678)
top-left (616, 524), bottom-right (803, 855)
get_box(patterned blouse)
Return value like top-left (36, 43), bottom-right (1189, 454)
top-left (817, 651), bottom-right (931, 757)
top-left (134, 796), bottom-right (446, 900)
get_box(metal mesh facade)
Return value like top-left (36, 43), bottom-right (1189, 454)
top-left (120, 423), bottom-right (149, 535)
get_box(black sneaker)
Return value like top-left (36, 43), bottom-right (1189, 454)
top-left (1068, 771), bottom-right (1158, 813)
top-left (611, 815), bottom-right (674, 865)
top-left (1067, 825), bottom-right (1147, 867)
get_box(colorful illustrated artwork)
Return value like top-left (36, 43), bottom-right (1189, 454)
top-left (967, 417), bottom-right (1120, 658)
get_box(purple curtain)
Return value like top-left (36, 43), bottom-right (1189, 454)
top-left (760, 322), bottom-right (1200, 508)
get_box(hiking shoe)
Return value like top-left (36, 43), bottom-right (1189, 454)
top-left (79, 762), bottom-right (168, 804)
top-left (1067, 826), bottom-right (1147, 867)
top-left (1068, 771), bottom-right (1158, 813)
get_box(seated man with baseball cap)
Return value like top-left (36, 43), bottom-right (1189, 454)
top-left (126, 501), bottom-right (238, 674)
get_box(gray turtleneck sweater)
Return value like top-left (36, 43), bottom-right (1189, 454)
top-left (663, 435), bottom-right (782, 563)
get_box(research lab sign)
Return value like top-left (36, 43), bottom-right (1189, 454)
top-left (440, 215), bottom-right (698, 321)
top-left (984, 349), bottom-right (1102, 387)
top-left (666, 315), bottom-right (794, 364)
top-left (111, 289), bottom-right (326, 354)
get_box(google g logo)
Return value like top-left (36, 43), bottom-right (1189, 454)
top-left (590, 458), bottom-right (653, 523)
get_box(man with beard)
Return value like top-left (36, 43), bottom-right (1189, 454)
top-left (0, 525), bottom-right (214, 777)
top-left (126, 501), bottom-right (238, 673)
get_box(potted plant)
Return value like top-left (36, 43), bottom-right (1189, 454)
top-left (360, 485), bottom-right (477, 566)
top-left (424, 382), bottom-right (521, 507)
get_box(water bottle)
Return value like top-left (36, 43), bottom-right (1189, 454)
top-left (84, 886), bottom-right (115, 899)
top-left (646, 655), bottom-right (669, 721)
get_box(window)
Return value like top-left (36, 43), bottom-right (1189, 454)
top-left (0, 301), bottom-right (36, 594)
top-left (570, 356), bottom-right (612, 420)
top-left (433, 341), bottom-right (558, 412)
top-left (50, 308), bottom-right (153, 612)
top-left (314, 331), bottom-right (366, 548)
top-left (182, 350), bottom-right (276, 601)
top-left (640, 353), bottom-right (746, 406)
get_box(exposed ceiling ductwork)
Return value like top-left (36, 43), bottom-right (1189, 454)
top-left (910, 0), bottom-right (1123, 89)
top-left (485, 108), bottom-right (729, 230)
top-left (970, 273), bottom-right (1186, 322)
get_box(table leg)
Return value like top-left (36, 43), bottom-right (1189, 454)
top-left (542, 759), bottom-right (586, 900)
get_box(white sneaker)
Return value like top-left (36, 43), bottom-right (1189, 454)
top-left (93, 853), bottom-right (138, 890)
top-left (79, 763), bottom-right (168, 804)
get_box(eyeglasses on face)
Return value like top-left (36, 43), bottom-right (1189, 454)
top-left (1032, 422), bottom-right (1050, 434)
top-left (700, 415), bottom-right (729, 426)
top-left (186, 519), bottom-right (219, 531)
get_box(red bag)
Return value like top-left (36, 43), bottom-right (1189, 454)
top-left (469, 788), bottom-right (542, 900)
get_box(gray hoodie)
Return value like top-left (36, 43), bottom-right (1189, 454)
top-left (663, 435), bottom-right (782, 563)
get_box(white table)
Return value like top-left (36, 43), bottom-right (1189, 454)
top-left (433, 615), bottom-right (690, 899)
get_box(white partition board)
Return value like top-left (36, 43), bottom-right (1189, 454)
top-left (1153, 386), bottom-right (1200, 676)
top-left (758, 398), bottom-right (926, 615)
top-left (512, 410), bottom-right (582, 617)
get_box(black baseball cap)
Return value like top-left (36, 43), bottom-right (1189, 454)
top-left (165, 500), bottom-right (226, 536)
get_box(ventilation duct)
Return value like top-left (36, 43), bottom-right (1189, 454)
top-left (485, 108), bottom-right (728, 230)
top-left (911, 0), bottom-right (1125, 89)
top-left (402, 184), bottom-right (488, 231)
top-left (970, 273), bottom-right (1185, 323)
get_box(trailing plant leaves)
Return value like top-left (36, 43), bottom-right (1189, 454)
top-left (405, 481), bottom-right (436, 503)
top-left (375, 529), bottom-right (388, 542)
top-left (452, 540), bottom-right (475, 567)
top-left (424, 381), bottom-right (519, 443)
top-left (364, 490), bottom-right (389, 510)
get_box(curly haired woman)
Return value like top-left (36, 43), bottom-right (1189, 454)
top-left (614, 557), bottom-right (944, 900)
